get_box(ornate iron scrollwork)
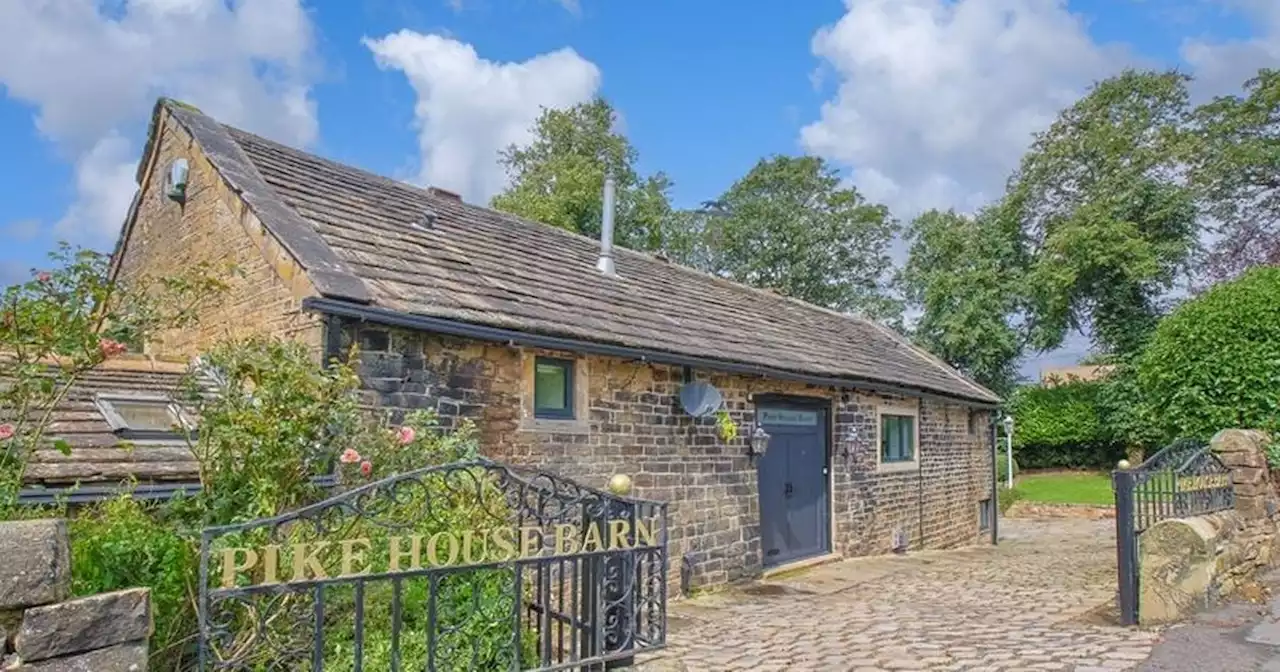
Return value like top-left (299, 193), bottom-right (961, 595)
top-left (196, 458), bottom-right (668, 671)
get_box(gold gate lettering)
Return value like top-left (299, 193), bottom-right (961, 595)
top-left (217, 516), bottom-right (662, 588)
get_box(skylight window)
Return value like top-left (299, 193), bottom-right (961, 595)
top-left (95, 394), bottom-right (193, 437)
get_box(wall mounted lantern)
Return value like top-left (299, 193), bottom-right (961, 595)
top-left (749, 425), bottom-right (771, 460)
top-left (842, 425), bottom-right (860, 459)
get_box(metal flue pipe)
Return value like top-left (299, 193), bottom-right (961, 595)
top-left (597, 175), bottom-right (617, 276)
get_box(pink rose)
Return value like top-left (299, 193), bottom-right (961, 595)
top-left (98, 339), bottom-right (127, 358)
top-left (0, 424), bottom-right (13, 440)
top-left (34, 272), bottom-right (51, 283)
top-left (360, 460), bottom-right (373, 478)
top-left (339, 448), bottom-right (361, 464)
top-left (396, 426), bottom-right (416, 445)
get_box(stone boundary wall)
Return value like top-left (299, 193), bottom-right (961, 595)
top-left (1139, 430), bottom-right (1280, 626)
top-left (0, 519), bottom-right (152, 670)
top-left (345, 323), bottom-right (993, 594)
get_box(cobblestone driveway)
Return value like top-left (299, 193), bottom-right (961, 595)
top-left (638, 518), bottom-right (1162, 671)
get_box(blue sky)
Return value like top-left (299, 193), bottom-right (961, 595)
top-left (0, 0), bottom-right (1276, 378)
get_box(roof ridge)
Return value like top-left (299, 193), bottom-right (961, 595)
top-left (0, 352), bottom-right (191, 373)
top-left (222, 124), bottom-right (900, 329)
top-left (223, 124), bottom-right (442, 208)
top-left (224, 123), bottom-right (664, 257)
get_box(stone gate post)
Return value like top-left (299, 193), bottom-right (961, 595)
top-left (1210, 429), bottom-right (1277, 521)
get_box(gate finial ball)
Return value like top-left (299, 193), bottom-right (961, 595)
top-left (607, 473), bottom-right (633, 496)
top-left (1117, 459), bottom-right (1131, 470)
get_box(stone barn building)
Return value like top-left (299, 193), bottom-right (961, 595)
top-left (69, 99), bottom-right (1000, 589)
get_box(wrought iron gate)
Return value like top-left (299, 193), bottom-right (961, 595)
top-left (197, 459), bottom-right (668, 670)
top-left (1112, 439), bottom-right (1234, 625)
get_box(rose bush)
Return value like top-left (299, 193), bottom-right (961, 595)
top-left (1, 248), bottom-right (509, 669)
top-left (0, 244), bottom-right (225, 509)
top-left (70, 337), bottom-right (489, 669)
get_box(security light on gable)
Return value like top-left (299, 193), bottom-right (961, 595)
top-left (166, 159), bottom-right (189, 203)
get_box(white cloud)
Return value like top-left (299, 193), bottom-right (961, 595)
top-left (1181, 0), bottom-right (1280, 97)
top-left (0, 0), bottom-right (320, 248)
top-left (364, 31), bottom-right (601, 202)
top-left (801, 0), bottom-right (1133, 217)
top-left (801, 0), bottom-right (1140, 369)
top-left (54, 134), bottom-right (139, 242)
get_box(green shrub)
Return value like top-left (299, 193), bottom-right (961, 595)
top-left (1131, 266), bottom-right (1280, 445)
top-left (60, 338), bottom-right (512, 670)
top-left (69, 493), bottom-right (198, 669)
top-left (1006, 380), bottom-right (1128, 469)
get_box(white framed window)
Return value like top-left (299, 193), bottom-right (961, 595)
top-left (876, 402), bottom-right (920, 472)
top-left (95, 393), bottom-right (194, 437)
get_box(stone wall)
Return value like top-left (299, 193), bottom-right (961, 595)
top-left (1139, 430), bottom-right (1280, 626)
top-left (114, 106), bottom-right (324, 359)
top-left (342, 322), bottom-right (995, 592)
top-left (0, 520), bottom-right (152, 670)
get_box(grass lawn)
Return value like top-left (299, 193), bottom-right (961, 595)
top-left (1015, 471), bottom-right (1114, 506)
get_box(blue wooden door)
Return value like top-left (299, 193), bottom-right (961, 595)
top-left (756, 403), bottom-right (830, 568)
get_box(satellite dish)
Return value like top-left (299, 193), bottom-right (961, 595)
top-left (679, 382), bottom-right (723, 418)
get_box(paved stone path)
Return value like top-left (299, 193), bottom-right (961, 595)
top-left (638, 518), bottom-right (1163, 671)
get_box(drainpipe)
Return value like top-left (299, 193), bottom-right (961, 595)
top-left (918, 448), bottom-right (925, 551)
top-left (596, 175), bottom-right (617, 277)
top-left (322, 313), bottom-right (344, 366)
top-left (990, 414), bottom-right (999, 545)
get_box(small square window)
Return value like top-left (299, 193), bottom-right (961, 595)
top-left (534, 357), bottom-right (574, 420)
top-left (880, 414), bottom-right (916, 463)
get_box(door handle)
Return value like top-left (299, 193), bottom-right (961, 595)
top-left (784, 483), bottom-right (793, 497)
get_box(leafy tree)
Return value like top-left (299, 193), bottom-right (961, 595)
top-left (1000, 69), bottom-right (1199, 357)
top-left (1128, 266), bottom-right (1280, 445)
top-left (689, 155), bottom-right (901, 320)
top-left (491, 98), bottom-right (677, 252)
top-left (1191, 69), bottom-right (1280, 284)
top-left (900, 208), bottom-right (1025, 395)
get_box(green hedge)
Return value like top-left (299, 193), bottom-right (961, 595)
top-left (1131, 266), bottom-right (1280, 445)
top-left (1007, 380), bottom-right (1127, 469)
